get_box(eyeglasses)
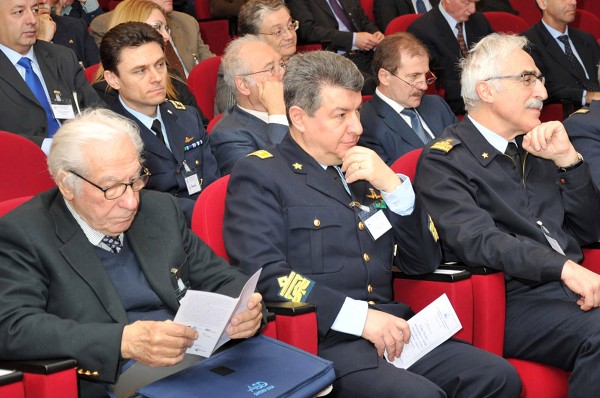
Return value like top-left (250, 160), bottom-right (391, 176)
top-left (386, 70), bottom-right (437, 89)
top-left (150, 22), bottom-right (171, 36)
top-left (484, 72), bottom-right (545, 87)
top-left (238, 60), bottom-right (287, 77)
top-left (70, 168), bottom-right (151, 200)
top-left (259, 20), bottom-right (299, 39)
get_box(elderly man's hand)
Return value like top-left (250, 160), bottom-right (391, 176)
top-left (37, 14), bottom-right (56, 42)
top-left (258, 80), bottom-right (286, 116)
top-left (121, 320), bottom-right (199, 367)
top-left (362, 309), bottom-right (410, 361)
top-left (521, 121), bottom-right (579, 168)
top-left (227, 292), bottom-right (263, 339)
top-left (342, 146), bottom-right (401, 193)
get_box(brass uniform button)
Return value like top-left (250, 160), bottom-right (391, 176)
top-left (559, 178), bottom-right (567, 185)
top-left (368, 300), bottom-right (376, 305)
top-left (195, 160), bottom-right (200, 166)
top-left (358, 221), bottom-right (365, 231)
top-left (363, 253), bottom-right (371, 262)
top-left (367, 284), bottom-right (373, 294)
top-left (314, 219), bottom-right (321, 227)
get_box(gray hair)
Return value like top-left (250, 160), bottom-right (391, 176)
top-left (283, 51), bottom-right (363, 119)
top-left (238, 0), bottom-right (288, 35)
top-left (221, 34), bottom-right (264, 94)
top-left (47, 108), bottom-right (144, 193)
top-left (460, 33), bottom-right (530, 110)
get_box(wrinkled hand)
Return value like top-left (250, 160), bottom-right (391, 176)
top-left (121, 320), bottom-right (199, 367)
top-left (258, 80), bottom-right (286, 115)
top-left (227, 293), bottom-right (263, 339)
top-left (362, 309), bottom-right (410, 361)
top-left (521, 121), bottom-right (578, 167)
top-left (561, 260), bottom-right (600, 311)
top-left (342, 146), bottom-right (401, 192)
top-left (37, 14), bottom-right (56, 42)
top-left (355, 32), bottom-right (384, 51)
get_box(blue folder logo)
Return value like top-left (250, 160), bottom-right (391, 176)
top-left (247, 381), bottom-right (275, 396)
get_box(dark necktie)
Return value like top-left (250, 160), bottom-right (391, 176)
top-left (557, 35), bottom-right (600, 91)
top-left (326, 166), bottom-right (349, 195)
top-left (101, 235), bottom-right (123, 254)
top-left (151, 119), bottom-right (165, 144)
top-left (401, 108), bottom-right (430, 144)
top-left (164, 40), bottom-right (186, 79)
top-left (505, 142), bottom-right (522, 176)
top-left (456, 23), bottom-right (468, 58)
top-left (416, 0), bottom-right (427, 14)
top-left (17, 57), bottom-right (60, 137)
top-left (329, 0), bottom-right (354, 31)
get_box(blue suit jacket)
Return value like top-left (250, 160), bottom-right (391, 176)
top-left (111, 100), bottom-right (220, 220)
top-left (359, 93), bottom-right (458, 164)
top-left (564, 101), bottom-right (600, 187)
top-left (209, 106), bottom-right (288, 175)
top-left (523, 22), bottom-right (599, 105)
top-left (408, 7), bottom-right (493, 114)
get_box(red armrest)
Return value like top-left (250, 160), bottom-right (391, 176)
top-left (0, 359), bottom-right (78, 398)
top-left (266, 302), bottom-right (318, 355)
top-left (0, 370), bottom-right (25, 398)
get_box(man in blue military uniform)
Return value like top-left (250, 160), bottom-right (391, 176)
top-left (100, 22), bottom-right (220, 222)
top-left (564, 101), bottom-right (600, 188)
top-left (224, 50), bottom-right (520, 397)
top-left (415, 33), bottom-right (600, 397)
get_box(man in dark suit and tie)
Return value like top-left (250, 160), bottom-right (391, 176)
top-left (100, 22), bottom-right (220, 223)
top-left (374, 0), bottom-right (439, 33)
top-left (0, 108), bottom-right (263, 398)
top-left (286, 0), bottom-right (384, 94)
top-left (210, 35), bottom-right (288, 175)
top-left (0, 0), bottom-right (103, 150)
top-left (523, 0), bottom-right (600, 108)
top-left (360, 32), bottom-right (457, 165)
top-left (408, 0), bottom-right (493, 115)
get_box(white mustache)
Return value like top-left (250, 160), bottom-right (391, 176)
top-left (525, 98), bottom-right (543, 111)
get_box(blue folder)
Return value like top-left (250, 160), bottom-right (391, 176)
top-left (137, 335), bottom-right (335, 398)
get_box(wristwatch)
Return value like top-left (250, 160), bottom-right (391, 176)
top-left (558, 152), bottom-right (584, 173)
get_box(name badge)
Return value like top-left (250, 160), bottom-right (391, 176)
top-left (50, 94), bottom-right (75, 119)
top-left (182, 160), bottom-right (202, 195)
top-left (357, 202), bottom-right (392, 241)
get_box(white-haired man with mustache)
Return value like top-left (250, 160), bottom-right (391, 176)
top-left (415, 33), bottom-right (600, 397)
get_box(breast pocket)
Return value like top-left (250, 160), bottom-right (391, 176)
top-left (286, 206), bottom-right (344, 274)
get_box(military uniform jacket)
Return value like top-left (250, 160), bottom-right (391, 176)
top-left (0, 40), bottom-right (104, 145)
top-left (415, 118), bottom-right (600, 293)
top-left (111, 100), bottom-right (220, 213)
top-left (565, 101), bottom-right (600, 187)
top-left (0, 189), bottom-right (248, 398)
top-left (224, 134), bottom-right (440, 378)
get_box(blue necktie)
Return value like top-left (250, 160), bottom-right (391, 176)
top-left (416, 0), bottom-right (427, 14)
top-left (17, 57), bottom-right (60, 137)
top-left (102, 235), bottom-right (123, 254)
top-left (401, 108), bottom-right (430, 144)
top-left (557, 35), bottom-right (600, 91)
top-left (328, 0), bottom-right (354, 31)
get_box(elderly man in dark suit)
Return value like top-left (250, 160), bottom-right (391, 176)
top-left (360, 32), bottom-right (457, 165)
top-left (0, 0), bottom-right (103, 150)
top-left (374, 0), bottom-right (439, 33)
top-left (210, 35), bottom-right (288, 175)
top-left (287, 0), bottom-right (384, 94)
top-left (224, 50), bottom-right (521, 398)
top-left (408, 0), bottom-right (493, 115)
top-left (523, 0), bottom-right (600, 108)
top-left (0, 108), bottom-right (263, 398)
top-left (101, 22), bottom-right (220, 223)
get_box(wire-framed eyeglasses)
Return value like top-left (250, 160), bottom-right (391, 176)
top-left (238, 60), bottom-right (287, 77)
top-left (150, 22), bottom-right (171, 36)
top-left (259, 20), bottom-right (299, 39)
top-left (386, 70), bottom-right (437, 89)
top-left (70, 168), bottom-right (151, 200)
top-left (484, 72), bottom-right (545, 87)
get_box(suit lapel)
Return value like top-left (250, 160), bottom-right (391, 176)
top-left (432, 8), bottom-right (461, 59)
top-left (51, 196), bottom-right (128, 323)
top-left (536, 24), bottom-right (574, 79)
top-left (372, 95), bottom-right (425, 149)
top-left (0, 50), bottom-right (40, 106)
top-left (160, 103), bottom-right (186, 163)
top-left (317, 0), bottom-right (339, 24)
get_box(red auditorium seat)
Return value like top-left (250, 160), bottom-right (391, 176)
top-left (572, 9), bottom-right (600, 39)
top-left (483, 11), bottom-right (529, 34)
top-left (508, 0), bottom-right (540, 27)
top-left (384, 14), bottom-right (422, 35)
top-left (187, 56), bottom-right (222, 122)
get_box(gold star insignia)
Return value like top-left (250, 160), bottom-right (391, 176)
top-left (293, 163), bottom-right (302, 170)
top-left (482, 152), bottom-right (489, 159)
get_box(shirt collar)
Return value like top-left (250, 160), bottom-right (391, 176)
top-left (467, 115), bottom-right (511, 153)
top-left (119, 96), bottom-right (163, 131)
top-left (63, 198), bottom-right (124, 248)
top-left (237, 105), bottom-right (269, 124)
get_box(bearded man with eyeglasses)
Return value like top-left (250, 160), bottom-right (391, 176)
top-left (416, 33), bottom-right (600, 398)
top-left (359, 32), bottom-right (457, 165)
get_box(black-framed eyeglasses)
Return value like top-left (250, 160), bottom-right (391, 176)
top-left (238, 60), bottom-right (287, 77)
top-left (150, 22), bottom-right (171, 36)
top-left (386, 70), bottom-right (437, 89)
top-left (70, 168), bottom-right (151, 200)
top-left (258, 20), bottom-right (299, 39)
top-left (484, 72), bottom-right (545, 87)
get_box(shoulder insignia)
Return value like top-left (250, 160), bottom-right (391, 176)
top-left (366, 188), bottom-right (382, 200)
top-left (168, 100), bottom-right (186, 110)
top-left (569, 108), bottom-right (590, 117)
top-left (278, 271), bottom-right (315, 303)
top-left (430, 138), bottom-right (460, 154)
top-left (428, 215), bottom-right (439, 242)
top-left (247, 150), bottom-right (273, 159)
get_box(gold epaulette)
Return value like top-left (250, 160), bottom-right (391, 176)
top-left (430, 138), bottom-right (460, 154)
top-left (247, 150), bottom-right (273, 159)
top-left (167, 99), bottom-right (186, 110)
